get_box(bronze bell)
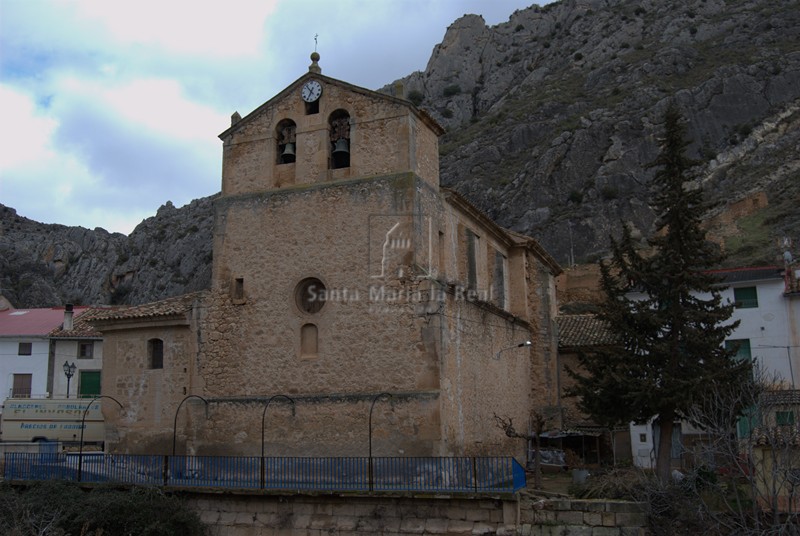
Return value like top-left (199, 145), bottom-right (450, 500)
top-left (280, 142), bottom-right (296, 163)
top-left (332, 138), bottom-right (350, 156)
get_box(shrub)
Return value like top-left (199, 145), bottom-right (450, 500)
top-left (601, 185), bottom-right (619, 200)
top-left (568, 190), bottom-right (584, 204)
top-left (407, 90), bottom-right (424, 106)
top-left (442, 84), bottom-right (461, 98)
top-left (574, 52), bottom-right (583, 61)
top-left (0, 481), bottom-right (208, 536)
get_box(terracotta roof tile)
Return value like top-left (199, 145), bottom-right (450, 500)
top-left (49, 307), bottom-right (118, 338)
top-left (89, 292), bottom-right (206, 322)
top-left (557, 314), bottom-right (617, 348)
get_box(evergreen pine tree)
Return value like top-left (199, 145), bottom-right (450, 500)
top-left (568, 104), bottom-right (752, 482)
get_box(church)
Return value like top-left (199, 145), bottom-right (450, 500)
top-left (92, 54), bottom-right (562, 461)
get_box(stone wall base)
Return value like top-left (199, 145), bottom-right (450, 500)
top-left (184, 491), bottom-right (648, 535)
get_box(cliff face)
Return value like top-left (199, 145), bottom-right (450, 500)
top-left (390, 0), bottom-right (800, 266)
top-left (2, 0), bottom-right (799, 308)
top-left (0, 198), bottom-right (214, 308)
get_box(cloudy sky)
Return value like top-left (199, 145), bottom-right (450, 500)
top-left (0, 0), bottom-right (541, 235)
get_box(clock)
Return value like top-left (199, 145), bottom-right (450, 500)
top-left (301, 80), bottom-right (322, 102)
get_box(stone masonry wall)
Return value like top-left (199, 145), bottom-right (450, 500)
top-left (186, 492), bottom-right (648, 536)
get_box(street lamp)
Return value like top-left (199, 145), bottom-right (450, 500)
top-left (368, 392), bottom-right (393, 491)
top-left (260, 395), bottom-right (295, 488)
top-left (172, 395), bottom-right (209, 456)
top-left (495, 340), bottom-right (532, 360)
top-left (260, 395), bottom-right (296, 459)
top-left (63, 361), bottom-right (76, 398)
top-left (78, 395), bottom-right (123, 482)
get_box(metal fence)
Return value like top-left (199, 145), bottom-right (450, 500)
top-left (4, 453), bottom-right (526, 494)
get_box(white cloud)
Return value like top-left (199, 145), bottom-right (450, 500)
top-left (64, 0), bottom-right (280, 58)
top-left (0, 85), bottom-right (58, 169)
top-left (0, 0), bottom-right (540, 234)
top-left (57, 75), bottom-right (229, 142)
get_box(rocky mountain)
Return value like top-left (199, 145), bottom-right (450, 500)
top-left (0, 198), bottom-right (214, 308)
top-left (390, 0), bottom-right (800, 266)
top-left (2, 0), bottom-right (799, 309)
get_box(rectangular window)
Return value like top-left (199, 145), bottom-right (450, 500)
top-left (776, 411), bottom-right (795, 426)
top-left (78, 342), bottom-right (94, 359)
top-left (725, 339), bottom-right (752, 361)
top-left (734, 286), bottom-right (758, 308)
top-left (493, 250), bottom-right (507, 309)
top-left (466, 229), bottom-right (477, 290)
top-left (149, 339), bottom-right (164, 369)
top-left (737, 406), bottom-right (760, 438)
top-left (438, 231), bottom-right (446, 279)
top-left (79, 370), bottom-right (101, 398)
top-left (12, 374), bottom-right (32, 398)
top-left (18, 342), bottom-right (32, 356)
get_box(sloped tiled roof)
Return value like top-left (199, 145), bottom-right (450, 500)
top-left (707, 266), bottom-right (784, 284)
top-left (89, 292), bottom-right (206, 323)
top-left (0, 306), bottom-right (89, 337)
top-left (49, 307), bottom-right (119, 339)
top-left (761, 389), bottom-right (800, 406)
top-left (557, 314), bottom-right (617, 348)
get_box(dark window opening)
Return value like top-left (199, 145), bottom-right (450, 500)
top-left (305, 100), bottom-right (319, 115)
top-left (493, 250), bottom-right (506, 309)
top-left (233, 277), bottom-right (245, 301)
top-left (148, 338), bottom-right (164, 369)
top-left (78, 342), bottom-right (94, 359)
top-left (18, 342), bottom-right (32, 356)
top-left (725, 339), bottom-right (752, 361)
top-left (466, 229), bottom-right (477, 291)
top-left (295, 278), bottom-right (326, 314)
top-left (329, 110), bottom-right (350, 169)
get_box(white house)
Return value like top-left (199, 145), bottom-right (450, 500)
top-left (631, 265), bottom-right (800, 469)
top-left (0, 305), bottom-right (104, 413)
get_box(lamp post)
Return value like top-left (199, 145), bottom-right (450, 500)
top-left (495, 340), bottom-right (532, 360)
top-left (172, 395), bottom-right (209, 456)
top-left (78, 395), bottom-right (123, 482)
top-left (368, 392), bottom-right (393, 492)
top-left (63, 361), bottom-right (76, 398)
top-left (260, 395), bottom-right (295, 488)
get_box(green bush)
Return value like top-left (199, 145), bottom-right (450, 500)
top-left (442, 85), bottom-right (461, 98)
top-left (568, 190), bottom-right (584, 204)
top-left (0, 481), bottom-right (208, 536)
top-left (407, 90), bottom-right (424, 106)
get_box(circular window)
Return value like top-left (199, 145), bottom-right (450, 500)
top-left (295, 278), bottom-right (326, 314)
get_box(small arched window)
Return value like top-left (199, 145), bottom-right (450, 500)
top-left (148, 338), bottom-right (164, 369)
top-left (329, 110), bottom-right (350, 169)
top-left (300, 323), bottom-right (318, 357)
top-left (276, 119), bottom-right (296, 164)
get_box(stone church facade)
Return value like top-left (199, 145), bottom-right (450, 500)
top-left (93, 55), bottom-right (562, 461)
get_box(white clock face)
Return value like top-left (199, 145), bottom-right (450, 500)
top-left (302, 80), bottom-right (322, 102)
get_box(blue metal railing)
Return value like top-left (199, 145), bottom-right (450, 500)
top-left (4, 453), bottom-right (526, 494)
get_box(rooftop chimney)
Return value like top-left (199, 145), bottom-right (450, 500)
top-left (64, 304), bottom-right (74, 331)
